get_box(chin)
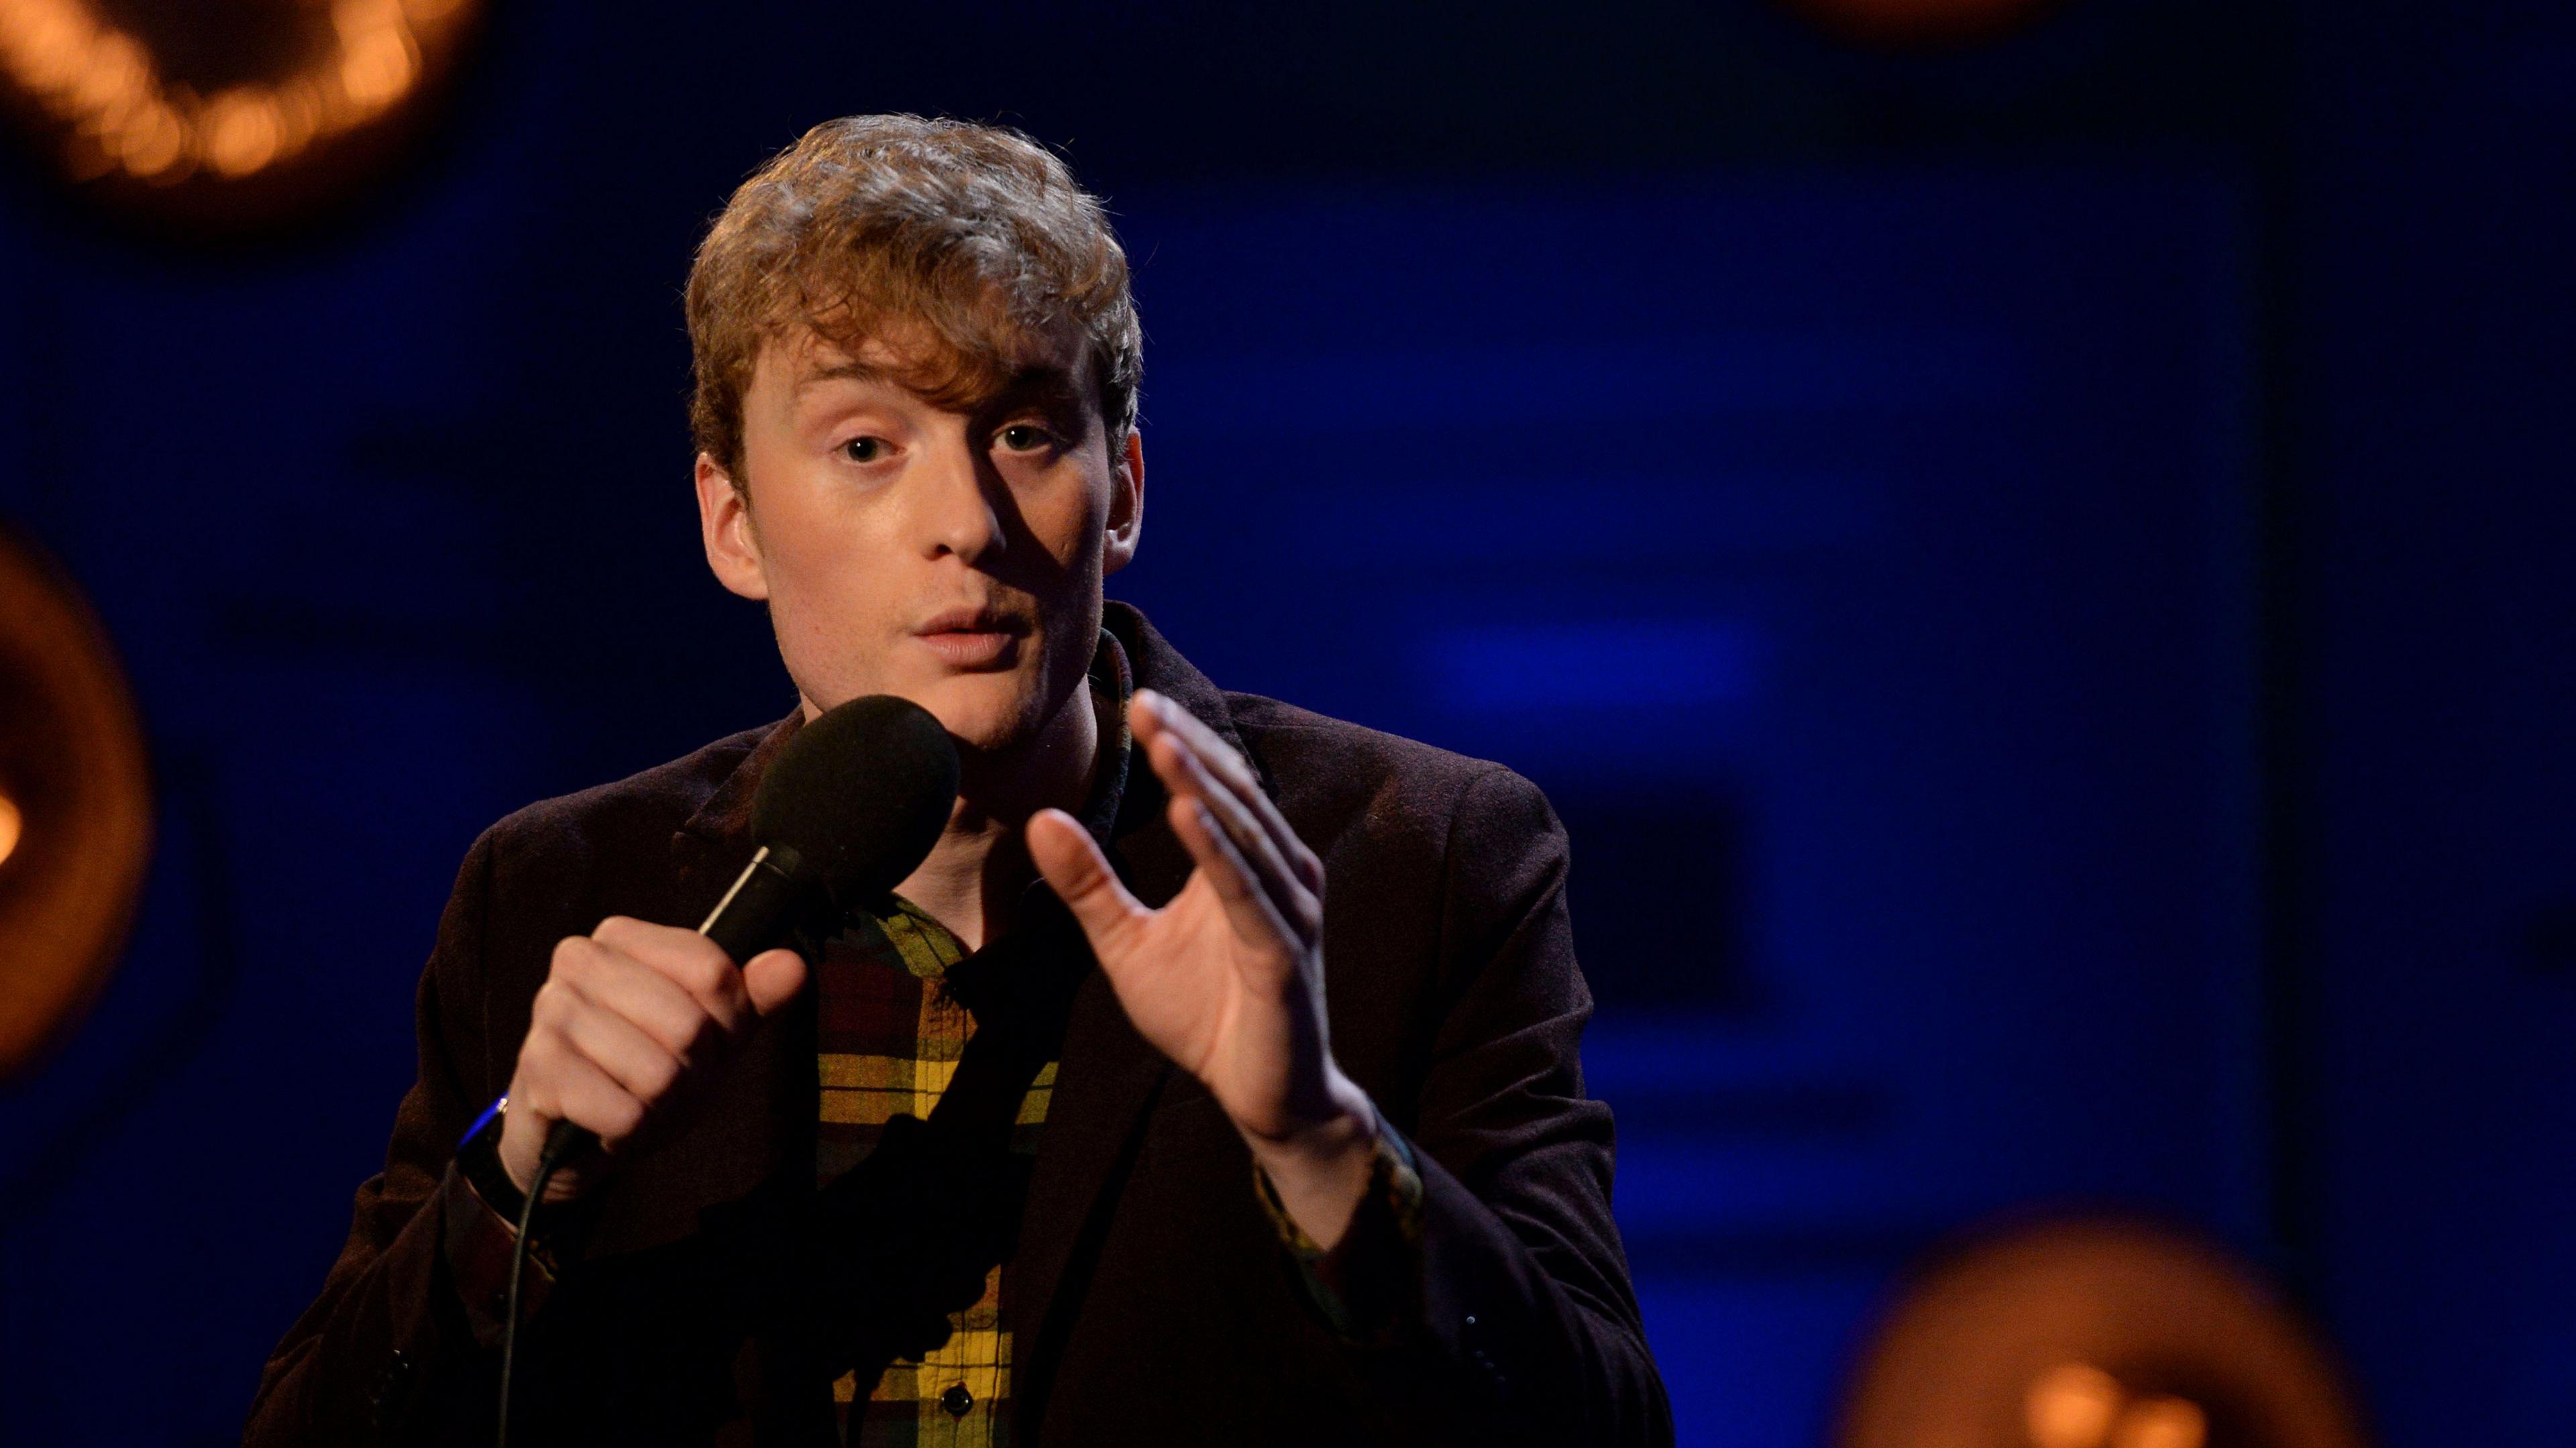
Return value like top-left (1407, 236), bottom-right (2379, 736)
top-left (908, 670), bottom-right (1049, 755)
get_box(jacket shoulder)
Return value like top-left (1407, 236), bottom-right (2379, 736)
top-left (464, 720), bottom-right (777, 932)
top-left (490, 722), bottom-right (767, 848)
top-left (1223, 692), bottom-right (1558, 855)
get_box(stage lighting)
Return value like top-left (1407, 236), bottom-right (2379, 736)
top-left (1839, 1217), bottom-right (2367, 1448)
top-left (0, 521), bottom-right (152, 1080)
top-left (0, 0), bottom-right (485, 234)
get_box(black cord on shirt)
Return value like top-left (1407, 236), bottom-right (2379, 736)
top-left (497, 1125), bottom-right (575, 1448)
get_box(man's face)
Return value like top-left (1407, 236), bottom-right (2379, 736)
top-left (696, 323), bottom-right (1142, 756)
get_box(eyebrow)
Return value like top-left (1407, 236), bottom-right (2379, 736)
top-left (992, 366), bottom-right (1085, 410)
top-left (792, 357), bottom-right (1087, 416)
top-left (792, 359), bottom-right (894, 395)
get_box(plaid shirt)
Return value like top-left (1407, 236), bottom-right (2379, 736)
top-left (444, 630), bottom-right (1426, 1442)
top-left (814, 634), bottom-right (1132, 1447)
top-left (817, 896), bottom-right (1039, 1446)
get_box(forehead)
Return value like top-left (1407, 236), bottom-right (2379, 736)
top-left (754, 317), bottom-right (1091, 416)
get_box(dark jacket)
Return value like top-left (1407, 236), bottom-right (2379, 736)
top-left (246, 603), bottom-right (1670, 1446)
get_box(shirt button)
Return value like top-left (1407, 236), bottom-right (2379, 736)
top-left (940, 1384), bottom-right (974, 1417)
top-left (371, 1350), bottom-right (416, 1427)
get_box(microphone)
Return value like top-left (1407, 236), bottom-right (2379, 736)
top-left (501, 696), bottom-right (957, 1448)
top-left (543, 693), bottom-right (962, 1165)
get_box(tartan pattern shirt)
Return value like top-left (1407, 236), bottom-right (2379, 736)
top-left (816, 899), bottom-right (1049, 1447)
top-left (814, 633), bottom-right (1132, 1448)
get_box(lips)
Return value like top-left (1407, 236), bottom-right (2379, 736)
top-left (912, 606), bottom-right (1028, 669)
top-left (914, 606), bottom-right (1025, 636)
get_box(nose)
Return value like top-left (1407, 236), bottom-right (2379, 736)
top-left (909, 427), bottom-right (1004, 564)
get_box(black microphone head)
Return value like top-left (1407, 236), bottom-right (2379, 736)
top-left (749, 694), bottom-right (960, 905)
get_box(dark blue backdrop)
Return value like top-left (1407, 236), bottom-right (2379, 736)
top-left (0, 1), bottom-right (2569, 1444)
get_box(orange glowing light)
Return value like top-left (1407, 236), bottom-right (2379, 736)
top-left (2021, 1363), bottom-right (2211, 1448)
top-left (2113, 1397), bottom-right (2207, 1448)
top-left (0, 521), bottom-right (154, 1081)
top-left (1839, 1219), bottom-right (2365, 1448)
top-left (0, 0), bottom-right (476, 188)
top-left (2026, 1363), bottom-right (2123, 1448)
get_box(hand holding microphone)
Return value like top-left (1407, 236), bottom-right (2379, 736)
top-left (497, 695), bottom-right (962, 1201)
top-left (489, 695), bottom-right (962, 1447)
top-left (497, 922), bottom-right (806, 1201)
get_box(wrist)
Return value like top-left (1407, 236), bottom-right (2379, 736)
top-left (1237, 1064), bottom-right (1377, 1166)
top-left (494, 1105), bottom-right (543, 1196)
top-left (486, 1097), bottom-right (584, 1206)
top-left (1240, 1070), bottom-right (1380, 1249)
top-left (460, 1096), bottom-right (596, 1235)
top-left (459, 1097), bottom-right (533, 1219)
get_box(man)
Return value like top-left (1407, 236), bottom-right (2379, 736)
top-left (247, 114), bottom-right (1669, 1447)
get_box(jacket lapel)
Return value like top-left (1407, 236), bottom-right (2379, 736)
top-left (1008, 603), bottom-right (1259, 1431)
top-left (1002, 777), bottom-right (1183, 1383)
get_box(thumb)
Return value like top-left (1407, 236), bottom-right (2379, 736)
top-left (1028, 807), bottom-right (1148, 952)
top-left (741, 946), bottom-right (808, 1017)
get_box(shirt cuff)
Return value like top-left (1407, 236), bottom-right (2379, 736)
top-left (1251, 1121), bottom-right (1426, 1345)
top-left (440, 1105), bottom-right (571, 1349)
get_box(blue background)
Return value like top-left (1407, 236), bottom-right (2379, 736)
top-left (0, 1), bottom-right (2571, 1443)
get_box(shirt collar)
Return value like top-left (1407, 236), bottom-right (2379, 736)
top-left (1071, 626), bottom-right (1136, 847)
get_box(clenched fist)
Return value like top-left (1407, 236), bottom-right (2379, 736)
top-left (497, 915), bottom-right (807, 1201)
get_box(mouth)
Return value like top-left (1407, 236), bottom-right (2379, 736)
top-left (911, 607), bottom-right (1029, 670)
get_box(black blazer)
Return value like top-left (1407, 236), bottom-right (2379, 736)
top-left (246, 603), bottom-right (1671, 1446)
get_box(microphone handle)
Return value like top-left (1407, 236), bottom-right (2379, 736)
top-left (541, 842), bottom-right (820, 1168)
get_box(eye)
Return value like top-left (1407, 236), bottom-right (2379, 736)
top-left (997, 423), bottom-right (1053, 453)
top-left (840, 435), bottom-right (891, 463)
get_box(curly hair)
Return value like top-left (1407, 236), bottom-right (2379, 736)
top-left (684, 114), bottom-right (1142, 486)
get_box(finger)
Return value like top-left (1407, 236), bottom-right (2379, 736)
top-left (741, 947), bottom-right (808, 1017)
top-left (1148, 729), bottom-right (1318, 940)
top-left (523, 1020), bottom-right (649, 1148)
top-left (1169, 794), bottom-right (1299, 957)
top-left (545, 979), bottom-right (688, 1106)
top-left (1137, 692), bottom-right (1308, 874)
top-left (1136, 691), bottom-right (1324, 893)
top-left (1028, 807), bottom-right (1150, 950)
top-left (555, 936), bottom-right (724, 1062)
top-left (593, 915), bottom-right (756, 1034)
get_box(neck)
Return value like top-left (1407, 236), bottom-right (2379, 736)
top-left (893, 684), bottom-right (1102, 951)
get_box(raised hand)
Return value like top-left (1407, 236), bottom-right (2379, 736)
top-left (1027, 689), bottom-right (1379, 1245)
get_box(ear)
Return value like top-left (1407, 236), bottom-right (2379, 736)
top-left (696, 452), bottom-right (771, 601)
top-left (1102, 427), bottom-right (1144, 576)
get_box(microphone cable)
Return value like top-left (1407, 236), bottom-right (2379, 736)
top-left (496, 1119), bottom-right (581, 1448)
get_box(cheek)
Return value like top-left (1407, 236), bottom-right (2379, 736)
top-left (756, 484), bottom-right (869, 592)
top-left (1029, 466), bottom-right (1112, 570)
top-left (751, 496), bottom-right (902, 658)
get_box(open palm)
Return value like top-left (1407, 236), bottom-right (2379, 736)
top-left (1028, 689), bottom-right (1347, 1143)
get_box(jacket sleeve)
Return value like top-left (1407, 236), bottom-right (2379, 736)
top-left (1375, 763), bottom-right (1674, 1447)
top-left (243, 829), bottom-right (511, 1445)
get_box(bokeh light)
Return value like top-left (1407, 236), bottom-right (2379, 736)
top-left (2027, 1363), bottom-right (2125, 1448)
top-left (0, 0), bottom-right (480, 228)
top-left (0, 524), bottom-right (152, 1080)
